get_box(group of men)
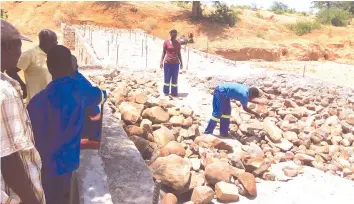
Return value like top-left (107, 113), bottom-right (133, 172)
top-left (1, 20), bottom-right (106, 204)
top-left (1, 19), bottom-right (267, 203)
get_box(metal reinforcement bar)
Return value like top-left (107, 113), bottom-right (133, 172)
top-left (152, 179), bottom-right (161, 204)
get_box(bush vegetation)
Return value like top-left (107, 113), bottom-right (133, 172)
top-left (1, 9), bottom-right (8, 20)
top-left (207, 1), bottom-right (241, 27)
top-left (286, 20), bottom-right (321, 36)
top-left (316, 8), bottom-right (351, 27)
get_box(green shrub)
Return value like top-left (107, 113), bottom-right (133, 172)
top-left (1, 9), bottom-right (8, 20)
top-left (317, 8), bottom-right (351, 27)
top-left (286, 20), bottom-right (321, 36)
top-left (174, 1), bottom-right (191, 9)
top-left (273, 9), bottom-right (285, 15)
top-left (208, 2), bottom-right (240, 26)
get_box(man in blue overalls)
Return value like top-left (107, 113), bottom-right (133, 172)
top-left (205, 82), bottom-right (265, 136)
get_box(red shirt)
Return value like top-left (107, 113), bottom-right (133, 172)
top-left (163, 39), bottom-right (181, 64)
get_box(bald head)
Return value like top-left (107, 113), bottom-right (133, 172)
top-left (39, 29), bottom-right (58, 54)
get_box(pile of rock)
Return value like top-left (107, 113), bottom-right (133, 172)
top-left (90, 71), bottom-right (354, 204)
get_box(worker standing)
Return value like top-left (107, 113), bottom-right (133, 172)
top-left (12, 29), bottom-right (58, 102)
top-left (204, 83), bottom-right (266, 137)
top-left (160, 29), bottom-right (183, 97)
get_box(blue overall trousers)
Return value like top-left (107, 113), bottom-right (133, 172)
top-left (204, 86), bottom-right (231, 135)
top-left (163, 64), bottom-right (179, 96)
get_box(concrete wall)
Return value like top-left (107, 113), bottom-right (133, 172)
top-left (61, 24), bottom-right (155, 204)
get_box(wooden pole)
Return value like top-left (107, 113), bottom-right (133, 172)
top-left (141, 39), bottom-right (144, 57)
top-left (116, 33), bottom-right (118, 46)
top-left (116, 44), bottom-right (119, 66)
top-left (107, 41), bottom-right (110, 56)
top-left (187, 48), bottom-right (190, 70)
top-left (303, 65), bottom-right (306, 77)
top-left (146, 45), bottom-right (148, 69)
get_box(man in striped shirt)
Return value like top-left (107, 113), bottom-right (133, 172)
top-left (1, 20), bottom-right (45, 204)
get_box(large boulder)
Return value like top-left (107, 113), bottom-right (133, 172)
top-left (150, 154), bottom-right (191, 191)
top-left (194, 135), bottom-right (232, 152)
top-left (161, 193), bottom-right (177, 204)
top-left (153, 126), bottom-right (175, 146)
top-left (122, 111), bottom-right (141, 125)
top-left (264, 120), bottom-right (283, 142)
top-left (125, 125), bottom-right (143, 137)
top-left (204, 162), bottom-right (236, 185)
top-left (237, 172), bottom-right (257, 197)
top-left (163, 141), bottom-right (186, 157)
top-left (191, 186), bottom-right (215, 204)
top-left (142, 106), bottom-right (170, 124)
top-left (119, 102), bottom-right (144, 115)
top-left (215, 181), bottom-right (239, 202)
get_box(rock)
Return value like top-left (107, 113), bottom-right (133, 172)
top-left (264, 120), bottom-right (283, 142)
top-left (325, 115), bottom-right (340, 126)
top-left (174, 171), bottom-right (205, 195)
top-left (134, 93), bottom-right (148, 104)
top-left (284, 114), bottom-right (298, 123)
top-left (182, 117), bottom-right (193, 128)
top-left (215, 181), bottom-right (239, 202)
top-left (331, 136), bottom-right (343, 145)
top-left (237, 172), bottom-right (257, 197)
top-left (119, 102), bottom-right (144, 115)
top-left (153, 126), bottom-right (175, 146)
top-left (169, 115), bottom-right (185, 126)
top-left (140, 119), bottom-right (153, 130)
top-left (187, 125), bottom-right (201, 138)
top-left (253, 163), bottom-right (271, 176)
top-left (164, 141), bottom-right (186, 157)
top-left (167, 108), bottom-right (180, 116)
top-left (112, 83), bottom-right (129, 98)
top-left (122, 110), bottom-right (141, 125)
top-left (190, 158), bottom-right (201, 171)
top-left (347, 114), bottom-right (354, 125)
top-left (180, 106), bottom-right (194, 117)
top-left (284, 99), bottom-right (298, 108)
top-left (194, 135), bottom-right (232, 151)
top-left (274, 139), bottom-right (293, 151)
top-left (294, 153), bottom-right (315, 163)
top-left (274, 152), bottom-right (287, 162)
top-left (247, 142), bottom-right (265, 158)
top-left (150, 154), bottom-right (191, 191)
top-left (130, 136), bottom-right (152, 159)
top-left (321, 99), bottom-right (329, 107)
top-left (283, 131), bottom-right (298, 142)
top-left (161, 193), bottom-right (177, 204)
top-left (204, 162), bottom-right (233, 185)
top-left (142, 107), bottom-right (170, 123)
top-left (125, 125), bottom-right (143, 137)
top-left (239, 121), bottom-right (264, 135)
top-left (191, 186), bottom-right (214, 204)
top-left (282, 167), bottom-right (298, 177)
top-left (243, 156), bottom-right (265, 172)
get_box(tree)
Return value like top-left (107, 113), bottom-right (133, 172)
top-left (271, 1), bottom-right (289, 12)
top-left (192, 1), bottom-right (202, 20)
top-left (312, 1), bottom-right (354, 15)
top-left (1, 9), bottom-right (8, 20)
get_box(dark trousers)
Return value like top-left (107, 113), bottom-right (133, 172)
top-left (204, 87), bottom-right (231, 135)
top-left (42, 172), bottom-right (72, 204)
top-left (163, 64), bottom-right (179, 96)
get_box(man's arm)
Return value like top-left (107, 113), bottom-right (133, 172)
top-left (6, 67), bottom-right (27, 99)
top-left (1, 153), bottom-right (41, 204)
top-left (82, 86), bottom-right (107, 114)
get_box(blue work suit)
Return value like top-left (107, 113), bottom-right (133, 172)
top-left (27, 76), bottom-right (105, 203)
top-left (163, 64), bottom-right (179, 96)
top-left (74, 70), bottom-right (106, 141)
top-left (205, 83), bottom-right (249, 135)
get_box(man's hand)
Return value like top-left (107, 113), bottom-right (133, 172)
top-left (160, 62), bottom-right (163, 69)
top-left (180, 63), bottom-right (183, 70)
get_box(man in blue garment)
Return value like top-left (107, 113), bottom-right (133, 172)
top-left (71, 55), bottom-right (106, 149)
top-left (27, 45), bottom-right (106, 204)
top-left (205, 82), bottom-right (266, 137)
